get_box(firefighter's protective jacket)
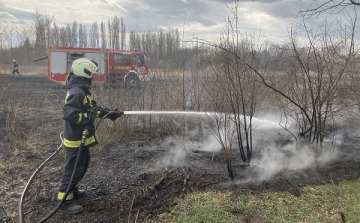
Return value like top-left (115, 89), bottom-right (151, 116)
top-left (62, 77), bottom-right (98, 148)
top-left (13, 61), bottom-right (19, 70)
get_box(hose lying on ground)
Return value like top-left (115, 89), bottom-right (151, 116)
top-left (18, 132), bottom-right (64, 223)
top-left (18, 111), bottom-right (116, 223)
top-left (37, 130), bottom-right (87, 223)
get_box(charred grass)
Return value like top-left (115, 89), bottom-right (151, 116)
top-left (1, 73), bottom-right (360, 223)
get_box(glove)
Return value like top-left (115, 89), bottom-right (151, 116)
top-left (87, 112), bottom-right (95, 124)
top-left (98, 107), bottom-right (111, 118)
top-left (106, 109), bottom-right (123, 121)
top-left (83, 113), bottom-right (95, 135)
top-left (87, 106), bottom-right (98, 115)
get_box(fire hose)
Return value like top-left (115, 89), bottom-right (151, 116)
top-left (18, 110), bottom-right (120, 223)
top-left (18, 110), bottom-right (206, 223)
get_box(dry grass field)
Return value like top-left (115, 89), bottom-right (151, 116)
top-left (1, 72), bottom-right (360, 222)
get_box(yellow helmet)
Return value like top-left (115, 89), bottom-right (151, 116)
top-left (71, 58), bottom-right (98, 79)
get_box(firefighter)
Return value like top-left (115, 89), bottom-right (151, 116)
top-left (12, 60), bottom-right (21, 76)
top-left (58, 58), bottom-right (123, 214)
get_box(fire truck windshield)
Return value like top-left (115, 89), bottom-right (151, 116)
top-left (133, 54), bottom-right (144, 66)
top-left (124, 54), bottom-right (131, 65)
top-left (113, 53), bottom-right (124, 65)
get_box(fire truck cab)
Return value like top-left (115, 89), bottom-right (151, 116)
top-left (48, 46), bottom-right (149, 88)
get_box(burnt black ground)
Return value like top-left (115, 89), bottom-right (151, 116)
top-left (1, 74), bottom-right (360, 223)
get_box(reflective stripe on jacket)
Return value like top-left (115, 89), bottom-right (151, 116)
top-left (62, 86), bottom-right (98, 149)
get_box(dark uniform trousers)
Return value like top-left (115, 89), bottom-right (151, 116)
top-left (59, 146), bottom-right (90, 192)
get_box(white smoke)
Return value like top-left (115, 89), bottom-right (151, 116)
top-left (157, 113), bottom-right (340, 183)
top-left (158, 134), bottom-right (222, 167)
top-left (245, 114), bottom-right (340, 183)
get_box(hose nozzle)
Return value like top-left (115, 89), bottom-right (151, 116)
top-left (82, 129), bottom-right (89, 138)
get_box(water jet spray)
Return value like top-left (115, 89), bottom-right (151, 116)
top-left (19, 110), bottom-right (285, 223)
top-left (123, 111), bottom-right (210, 116)
top-left (18, 110), bottom-right (211, 223)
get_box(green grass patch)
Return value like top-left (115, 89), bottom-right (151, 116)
top-left (156, 178), bottom-right (360, 223)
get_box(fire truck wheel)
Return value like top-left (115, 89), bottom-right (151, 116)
top-left (125, 72), bottom-right (141, 89)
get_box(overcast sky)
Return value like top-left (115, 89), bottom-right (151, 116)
top-left (0, 0), bottom-right (356, 45)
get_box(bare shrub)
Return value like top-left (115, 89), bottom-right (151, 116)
top-left (267, 17), bottom-right (358, 144)
top-left (92, 84), bottom-right (142, 148)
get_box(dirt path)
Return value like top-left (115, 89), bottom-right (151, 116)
top-left (1, 75), bottom-right (360, 223)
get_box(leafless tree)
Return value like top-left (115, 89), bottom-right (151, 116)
top-left (107, 20), bottom-right (112, 49)
top-left (129, 31), bottom-right (136, 51)
top-left (51, 22), bottom-right (60, 46)
top-left (209, 4), bottom-right (264, 167)
top-left (166, 32), bottom-right (173, 59)
top-left (71, 21), bottom-right (78, 47)
top-left (120, 17), bottom-right (126, 50)
top-left (141, 31), bottom-right (156, 65)
top-left (22, 38), bottom-right (33, 64)
top-left (207, 112), bottom-right (236, 179)
top-left (59, 26), bottom-right (68, 47)
top-left (208, 12), bottom-right (357, 146)
top-left (158, 30), bottom-right (165, 64)
top-left (83, 26), bottom-right (88, 48)
top-left (31, 9), bottom-right (53, 58)
top-left (0, 23), bottom-right (34, 71)
top-left (182, 2), bottom-right (264, 177)
top-left (78, 24), bottom-right (87, 48)
top-left (0, 24), bottom-right (18, 72)
top-left (300, 0), bottom-right (360, 15)
top-left (284, 16), bottom-right (357, 143)
top-left (90, 21), bottom-right (100, 48)
top-left (110, 16), bottom-right (120, 50)
top-left (100, 21), bottom-right (107, 49)
top-left (66, 24), bottom-right (72, 46)
top-left (128, 31), bottom-right (140, 51)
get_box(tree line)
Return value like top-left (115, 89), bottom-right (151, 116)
top-left (0, 10), bottom-right (182, 69)
top-left (1, 3), bottom-right (360, 180)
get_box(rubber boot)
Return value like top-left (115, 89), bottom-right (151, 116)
top-left (74, 188), bottom-right (87, 199)
top-left (59, 200), bottom-right (84, 214)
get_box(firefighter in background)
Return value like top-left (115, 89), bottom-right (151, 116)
top-left (12, 60), bottom-right (21, 76)
top-left (58, 58), bottom-right (123, 214)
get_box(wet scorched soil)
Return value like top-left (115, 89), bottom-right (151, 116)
top-left (1, 75), bottom-right (360, 223)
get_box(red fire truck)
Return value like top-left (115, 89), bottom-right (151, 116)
top-left (44, 46), bottom-right (149, 88)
